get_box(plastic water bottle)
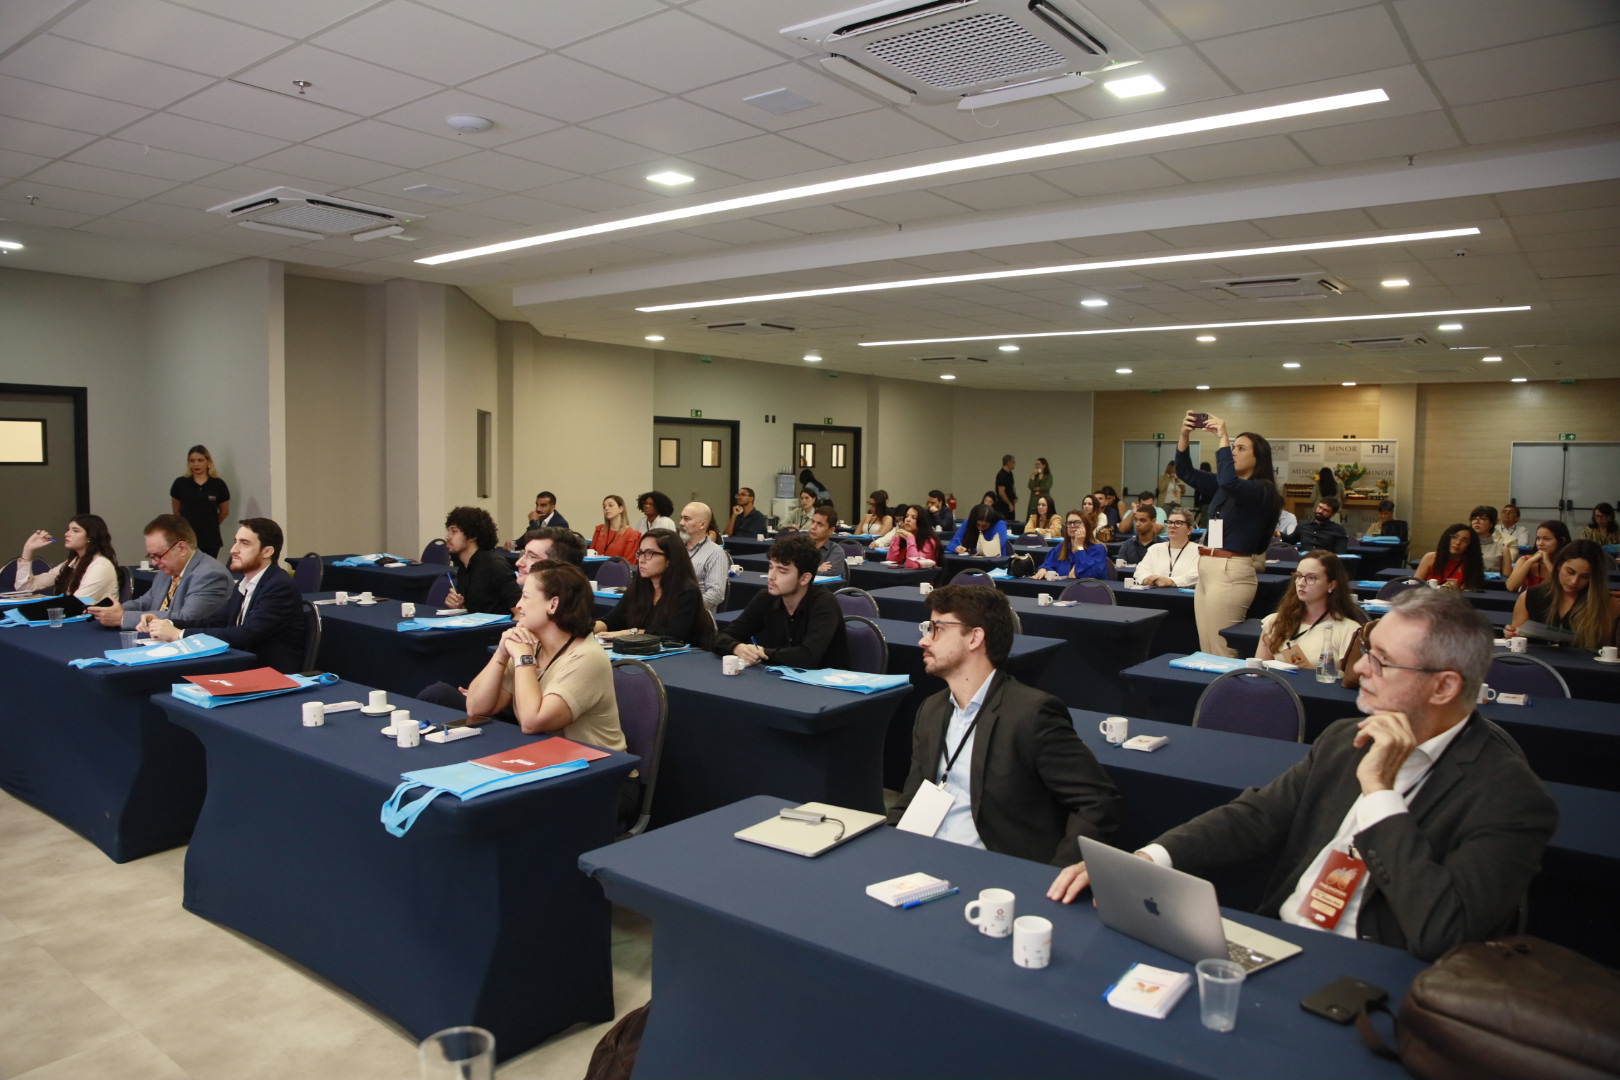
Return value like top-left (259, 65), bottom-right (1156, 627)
top-left (1316, 646), bottom-right (1337, 684)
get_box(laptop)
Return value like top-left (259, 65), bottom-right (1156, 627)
top-left (1080, 836), bottom-right (1303, 974)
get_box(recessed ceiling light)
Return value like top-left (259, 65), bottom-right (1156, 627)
top-left (644, 334), bottom-right (664, 342)
top-left (0, 240), bottom-right (23, 251)
top-left (1115, 368), bottom-right (1133, 374)
top-left (1481, 355), bottom-right (1502, 362)
top-left (636, 226), bottom-right (1477, 312)
top-left (803, 353), bottom-right (822, 362)
top-left (859, 305), bottom-right (1530, 347)
top-left (646, 171), bottom-right (694, 186)
top-left (1105, 74), bottom-right (1165, 98)
top-left (1342, 382), bottom-right (1357, 387)
top-left (1195, 385), bottom-right (1210, 390)
top-left (1282, 362), bottom-right (1301, 369)
top-left (1080, 298), bottom-right (1109, 308)
top-left (1438, 322), bottom-right (1463, 331)
top-left (420, 88), bottom-right (1390, 265)
top-left (999, 344), bottom-right (1020, 352)
top-left (1511, 377), bottom-right (1527, 383)
top-left (939, 373), bottom-right (956, 380)
top-left (1196, 335), bottom-right (1217, 342)
top-left (1381, 278), bottom-right (1410, 288)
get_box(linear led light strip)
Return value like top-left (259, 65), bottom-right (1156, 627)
top-left (858, 306), bottom-right (1531, 346)
top-left (416, 88), bottom-right (1389, 266)
top-left (637, 227), bottom-right (1480, 312)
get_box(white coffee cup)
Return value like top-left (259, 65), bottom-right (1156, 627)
top-left (335, 591), bottom-right (349, 605)
top-left (1012, 915), bottom-right (1052, 969)
top-left (1477, 685), bottom-right (1497, 704)
top-left (1099, 716), bottom-right (1129, 744)
top-left (964, 888), bottom-right (1015, 938)
top-left (919, 582), bottom-right (934, 595)
top-left (757, 533), bottom-right (766, 541)
top-left (585, 548), bottom-right (598, 558)
top-left (1601, 646), bottom-right (1619, 662)
top-left (394, 710), bottom-right (418, 747)
top-left (369, 689), bottom-right (388, 711)
top-left (1038, 593), bottom-right (1053, 606)
top-left (1245, 657), bottom-right (1263, 669)
top-left (140, 559), bottom-right (152, 571)
top-left (722, 655), bottom-right (743, 676)
top-left (401, 602), bottom-right (416, 619)
top-left (359, 591), bottom-right (374, 603)
top-left (1507, 636), bottom-right (1528, 654)
top-left (302, 701), bottom-right (325, 727)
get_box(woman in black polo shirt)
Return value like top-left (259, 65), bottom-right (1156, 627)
top-left (170, 445), bottom-right (230, 557)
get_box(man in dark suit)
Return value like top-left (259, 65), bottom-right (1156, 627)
top-left (148, 517), bottom-right (308, 672)
top-left (1049, 589), bottom-right (1557, 960)
top-left (888, 585), bottom-right (1121, 866)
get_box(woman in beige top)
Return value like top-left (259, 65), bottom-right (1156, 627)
top-left (14, 514), bottom-right (121, 603)
top-left (1024, 495), bottom-right (1061, 538)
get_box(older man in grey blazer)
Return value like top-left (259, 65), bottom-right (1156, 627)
top-left (89, 514), bottom-right (233, 630)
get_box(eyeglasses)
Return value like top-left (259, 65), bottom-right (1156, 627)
top-left (1354, 621), bottom-right (1449, 678)
top-left (1167, 520), bottom-right (1190, 528)
top-left (636, 549), bottom-right (665, 560)
top-left (1291, 572), bottom-right (1323, 586)
top-left (146, 540), bottom-right (179, 561)
top-left (918, 620), bottom-right (971, 636)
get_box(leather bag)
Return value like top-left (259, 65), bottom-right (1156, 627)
top-left (611, 633), bottom-right (662, 655)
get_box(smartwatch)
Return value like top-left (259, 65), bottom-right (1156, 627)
top-left (515, 653), bottom-right (537, 668)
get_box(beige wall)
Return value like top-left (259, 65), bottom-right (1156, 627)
top-left (443, 287), bottom-right (500, 522)
top-left (946, 387), bottom-right (1096, 521)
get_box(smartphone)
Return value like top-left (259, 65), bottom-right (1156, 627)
top-left (1189, 411), bottom-right (1209, 430)
top-left (1300, 976), bottom-right (1388, 1023)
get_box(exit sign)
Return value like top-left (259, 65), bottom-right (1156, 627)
top-left (690, 409), bottom-right (702, 418)
top-left (824, 417), bottom-right (833, 424)
top-left (1151, 432), bottom-right (1166, 440)
top-left (1559, 433), bottom-right (1576, 441)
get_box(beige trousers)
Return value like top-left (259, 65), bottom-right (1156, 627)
top-left (1193, 554), bottom-right (1264, 656)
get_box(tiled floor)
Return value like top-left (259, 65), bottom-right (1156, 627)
top-left (0, 789), bottom-right (652, 1080)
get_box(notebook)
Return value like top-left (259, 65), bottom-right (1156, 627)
top-left (734, 802), bottom-right (886, 858)
top-left (1080, 836), bottom-right (1302, 974)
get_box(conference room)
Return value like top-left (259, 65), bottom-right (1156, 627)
top-left (3, 1), bottom-right (1619, 1076)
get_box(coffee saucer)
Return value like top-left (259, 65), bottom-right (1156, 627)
top-left (360, 704), bottom-right (396, 716)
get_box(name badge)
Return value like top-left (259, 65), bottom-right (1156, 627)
top-left (895, 779), bottom-right (953, 838)
top-left (1296, 848), bottom-right (1367, 931)
top-left (1206, 518), bottom-right (1225, 550)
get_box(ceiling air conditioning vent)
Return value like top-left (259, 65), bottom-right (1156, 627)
top-left (206, 187), bottom-right (420, 241)
top-left (782, 0), bottom-right (1141, 107)
top-left (706, 321), bottom-right (797, 335)
top-left (1335, 336), bottom-right (1432, 351)
top-left (916, 354), bottom-right (990, 365)
top-left (1206, 274), bottom-right (1350, 301)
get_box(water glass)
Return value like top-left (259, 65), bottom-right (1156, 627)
top-left (419, 1026), bottom-right (494, 1080)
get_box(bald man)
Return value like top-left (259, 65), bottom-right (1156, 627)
top-left (680, 501), bottom-right (728, 611)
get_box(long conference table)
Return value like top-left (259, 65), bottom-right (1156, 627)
top-left (0, 618), bottom-right (257, 862)
top-left (285, 554), bottom-right (450, 603)
top-left (153, 678), bottom-right (638, 1062)
top-left (310, 593), bottom-right (510, 697)
top-left (581, 795), bottom-right (1425, 1080)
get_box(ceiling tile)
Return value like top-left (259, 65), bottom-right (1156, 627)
top-left (1393, 0), bottom-right (1617, 60)
top-left (415, 0), bottom-right (660, 49)
top-left (311, 1), bottom-right (540, 85)
top-left (560, 10), bottom-right (782, 95)
top-left (836, 190), bottom-right (974, 224)
top-left (116, 111), bottom-right (288, 160)
top-left (680, 62), bottom-right (882, 133)
top-left (1155, 133), bottom-right (1316, 181)
top-left (246, 144), bottom-right (402, 187)
top-left (593, 161), bottom-right (746, 197)
top-left (66, 138), bottom-right (230, 181)
top-left (1450, 79), bottom-right (1620, 143)
top-left (104, 198), bottom-right (222, 231)
top-left (462, 54), bottom-right (659, 124)
top-left (1151, 221), bottom-right (1275, 248)
top-left (1196, 7), bottom-right (1410, 93)
top-left (374, 90), bottom-right (562, 146)
top-left (1292, 109), bottom-right (1461, 166)
top-left (170, 81), bottom-right (359, 141)
top-left (1424, 26), bottom-right (1620, 107)
top-left (1150, 0), bottom-right (1373, 42)
top-left (930, 174), bottom-right (1072, 212)
top-left (234, 45), bottom-right (441, 118)
top-left (414, 150), bottom-right (574, 192)
top-left (782, 110), bottom-right (956, 161)
top-left (148, 180), bottom-right (264, 209)
top-left (0, 147), bottom-right (50, 179)
top-left (0, 0), bottom-right (77, 53)
top-left (1036, 155), bottom-right (1186, 198)
top-left (615, 230), bottom-right (732, 256)
top-left (169, 0), bottom-right (378, 38)
top-left (0, 180), bottom-right (134, 216)
top-left (910, 96), bottom-right (1091, 144)
top-left (680, 218), bottom-right (803, 245)
top-left (1249, 208), bottom-right (1381, 239)
top-left (584, 98), bottom-right (763, 154)
top-left (308, 120), bottom-right (477, 169)
top-left (196, 163), bottom-right (352, 197)
top-left (0, 73), bottom-right (150, 135)
top-left (0, 34), bottom-right (214, 110)
top-left (681, 133), bottom-right (845, 181)
top-left (753, 204), bottom-right (883, 235)
top-left (0, 200), bottom-right (92, 227)
top-left (1083, 46), bottom-right (1241, 124)
top-left (385, 205), bottom-right (517, 236)
top-left (530, 175), bottom-right (659, 213)
top-left (458, 192), bottom-right (581, 225)
top-left (51, 0), bottom-right (293, 77)
top-left (500, 126), bottom-right (661, 173)
top-left (681, 0), bottom-right (826, 58)
top-left (1494, 179), bottom-right (1620, 216)
top-left (0, 115), bottom-right (98, 157)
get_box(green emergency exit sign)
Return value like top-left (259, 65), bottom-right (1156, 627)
top-left (690, 409), bottom-right (702, 418)
top-left (1559, 433), bottom-right (1576, 441)
top-left (1151, 432), bottom-right (1165, 440)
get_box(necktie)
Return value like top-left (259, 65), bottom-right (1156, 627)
top-left (161, 574), bottom-right (180, 611)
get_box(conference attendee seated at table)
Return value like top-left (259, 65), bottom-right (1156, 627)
top-left (868, 502), bottom-right (907, 552)
top-left (927, 490), bottom-right (955, 534)
top-left (1254, 551), bottom-right (1365, 667)
top-left (1274, 508), bottom-right (1297, 540)
top-left (1024, 495), bottom-right (1061, 538)
top-left (443, 506), bottom-right (521, 615)
top-left (1505, 519), bottom-right (1570, 594)
top-left (1286, 497), bottom-right (1349, 554)
top-left (679, 502), bottom-right (727, 611)
top-left (13, 514), bottom-right (121, 604)
top-left (1097, 486), bottom-right (1123, 531)
top-left (1506, 540), bottom-right (1620, 650)
top-left (949, 504), bottom-right (1009, 558)
top-left (146, 518), bottom-right (307, 672)
top-left (590, 495), bottom-right (640, 561)
top-left (807, 505), bottom-right (847, 579)
top-left (1469, 505), bottom-right (1512, 576)
top-left (1498, 502), bottom-right (1530, 551)
top-left (1414, 523), bottom-right (1486, 591)
top-left (854, 490), bottom-right (894, 537)
top-left (519, 490), bottom-right (568, 537)
top-left (636, 490), bottom-right (677, 534)
top-left (1115, 507), bottom-right (1160, 565)
top-left (886, 504), bottom-right (940, 569)
top-left (1582, 502), bottom-right (1620, 546)
top-left (465, 561), bottom-right (627, 755)
top-left (93, 515), bottom-right (235, 630)
top-left (1135, 490), bottom-right (1167, 526)
top-left (723, 487), bottom-right (768, 538)
top-left (594, 529), bottom-right (713, 647)
top-left (1133, 508), bottom-right (1200, 588)
top-left (1033, 510), bottom-right (1107, 581)
top-left (517, 527), bottom-right (585, 581)
top-left (712, 534), bottom-right (847, 669)
top-left (1050, 588), bottom-right (1559, 961)
top-left (1367, 499), bottom-right (1407, 542)
top-left (781, 488), bottom-right (817, 531)
top-left (889, 584), bottom-right (1121, 865)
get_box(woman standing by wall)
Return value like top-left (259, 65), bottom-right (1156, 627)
top-left (1027, 458), bottom-right (1052, 515)
top-left (171, 445), bottom-right (230, 558)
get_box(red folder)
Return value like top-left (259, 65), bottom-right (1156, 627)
top-left (470, 737), bottom-right (608, 774)
top-left (182, 668), bottom-right (301, 696)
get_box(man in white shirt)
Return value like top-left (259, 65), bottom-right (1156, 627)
top-left (1047, 588), bottom-right (1557, 959)
top-left (1499, 502), bottom-right (1531, 551)
top-left (1133, 508), bottom-right (1199, 588)
top-left (679, 502), bottom-right (727, 611)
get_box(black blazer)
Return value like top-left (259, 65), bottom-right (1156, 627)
top-left (888, 672), bottom-right (1122, 866)
top-left (181, 563), bottom-right (308, 673)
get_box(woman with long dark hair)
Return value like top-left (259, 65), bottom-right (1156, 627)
top-left (855, 490), bottom-right (893, 536)
top-left (886, 504), bottom-right (940, 568)
top-left (1024, 494), bottom-right (1061, 538)
top-left (1033, 509), bottom-right (1107, 581)
top-left (1255, 550), bottom-right (1365, 666)
top-left (1415, 524), bottom-right (1485, 591)
top-left (1174, 411), bottom-right (1283, 656)
top-left (1506, 519), bottom-right (1571, 593)
top-left (1583, 503), bottom-right (1620, 546)
top-left (1508, 539), bottom-right (1620, 649)
top-left (170, 444), bottom-right (231, 557)
top-left (594, 528), bottom-right (712, 647)
top-left (1027, 457), bottom-right (1053, 512)
top-left (591, 494), bottom-right (641, 561)
top-left (949, 503), bottom-right (1009, 558)
top-left (14, 514), bottom-right (121, 602)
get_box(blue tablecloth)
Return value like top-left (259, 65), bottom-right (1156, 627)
top-left (581, 795), bottom-right (1425, 1080)
top-left (1355, 575), bottom-right (1516, 612)
top-left (721, 536), bottom-right (776, 557)
top-left (152, 679), bottom-right (637, 1060)
top-left (941, 552), bottom-right (1010, 575)
top-left (310, 593), bottom-right (507, 696)
top-left (287, 555), bottom-right (449, 603)
top-left (0, 619), bottom-right (256, 861)
top-left (846, 562), bottom-right (935, 591)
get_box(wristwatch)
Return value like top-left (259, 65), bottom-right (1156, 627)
top-left (515, 653), bottom-right (537, 668)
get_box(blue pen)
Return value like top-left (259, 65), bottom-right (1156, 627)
top-left (901, 886), bottom-right (960, 910)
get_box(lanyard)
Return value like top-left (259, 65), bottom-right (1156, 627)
top-left (938, 713), bottom-right (981, 785)
top-left (1287, 609), bottom-right (1331, 649)
top-left (1166, 543), bottom-right (1187, 576)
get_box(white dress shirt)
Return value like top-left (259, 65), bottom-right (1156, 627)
top-left (935, 671), bottom-right (996, 850)
top-left (1132, 540), bottom-right (1199, 587)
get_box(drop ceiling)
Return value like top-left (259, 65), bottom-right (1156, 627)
top-left (1, 0), bottom-right (1618, 391)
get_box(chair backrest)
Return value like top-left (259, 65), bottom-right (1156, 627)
top-left (1266, 541), bottom-right (1298, 561)
top-left (300, 600), bottom-right (322, 672)
top-left (842, 614), bottom-right (888, 675)
top-left (834, 587), bottom-right (880, 619)
top-left (1376, 578), bottom-right (1428, 600)
top-left (1487, 654), bottom-right (1571, 699)
top-left (1059, 578), bottom-right (1115, 605)
top-left (774, 525), bottom-right (799, 537)
top-left (424, 572), bottom-right (454, 607)
top-left (0, 559), bottom-right (49, 592)
top-left (420, 538), bottom-right (450, 565)
top-left (1013, 531), bottom-right (1048, 549)
top-left (950, 568), bottom-right (995, 587)
top-left (118, 567), bottom-right (133, 602)
top-left (292, 552), bottom-right (323, 594)
top-left (611, 657), bottom-right (668, 840)
top-left (837, 539), bottom-right (865, 559)
top-left (691, 603), bottom-right (717, 650)
top-left (596, 557), bottom-right (631, 590)
top-left (1192, 668), bottom-right (1306, 742)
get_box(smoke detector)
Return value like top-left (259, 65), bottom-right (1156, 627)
top-left (207, 187), bottom-right (420, 241)
top-left (446, 114), bottom-right (494, 133)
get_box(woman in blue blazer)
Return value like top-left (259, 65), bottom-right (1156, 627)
top-left (1034, 509), bottom-right (1108, 580)
top-left (949, 504), bottom-right (1009, 558)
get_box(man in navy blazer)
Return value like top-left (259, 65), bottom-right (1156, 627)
top-left (148, 517), bottom-right (308, 672)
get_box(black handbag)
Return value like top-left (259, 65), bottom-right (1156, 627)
top-left (611, 633), bottom-right (662, 655)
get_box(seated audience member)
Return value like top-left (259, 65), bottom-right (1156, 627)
top-left (854, 490), bottom-right (894, 537)
top-left (949, 504), bottom-right (1009, 558)
top-left (1116, 507), bottom-right (1161, 565)
top-left (1086, 493), bottom-right (1116, 541)
top-left (807, 505), bottom-right (847, 579)
top-left (1414, 523), bottom-right (1485, 591)
top-left (1133, 507), bottom-right (1200, 588)
top-left (147, 518), bottom-right (306, 672)
top-left (1135, 491), bottom-right (1167, 526)
top-left (1024, 495), bottom-right (1061, 538)
top-left (92, 515), bottom-right (233, 629)
top-left (443, 506), bottom-right (520, 615)
top-left (590, 495), bottom-right (640, 561)
top-left (889, 584), bottom-right (1121, 865)
top-left (1286, 497), bottom-right (1349, 554)
top-left (781, 488), bottom-right (817, 531)
top-left (678, 502), bottom-right (727, 611)
top-left (1469, 505), bottom-right (1512, 576)
top-left (1498, 502), bottom-right (1530, 551)
top-left (1583, 502), bottom-right (1620, 546)
top-left (1049, 588), bottom-right (1559, 960)
top-left (14, 514), bottom-right (120, 604)
top-left (887, 504), bottom-right (940, 568)
top-left (595, 529), bottom-right (712, 647)
top-left (712, 534), bottom-right (847, 669)
top-left (635, 490), bottom-right (677, 534)
top-left (1507, 539), bottom-right (1620, 649)
top-left (1097, 486), bottom-right (1122, 531)
top-left (1254, 551), bottom-right (1365, 667)
top-left (518, 490), bottom-right (567, 539)
top-left (1034, 510), bottom-right (1107, 581)
top-left (517, 527), bottom-right (585, 580)
top-left (979, 490), bottom-right (999, 508)
top-left (724, 487), bottom-right (768, 538)
top-left (1274, 508), bottom-right (1298, 540)
top-left (1367, 499), bottom-right (1407, 542)
top-left (927, 490), bottom-right (955, 534)
top-left (1505, 519), bottom-right (1570, 593)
